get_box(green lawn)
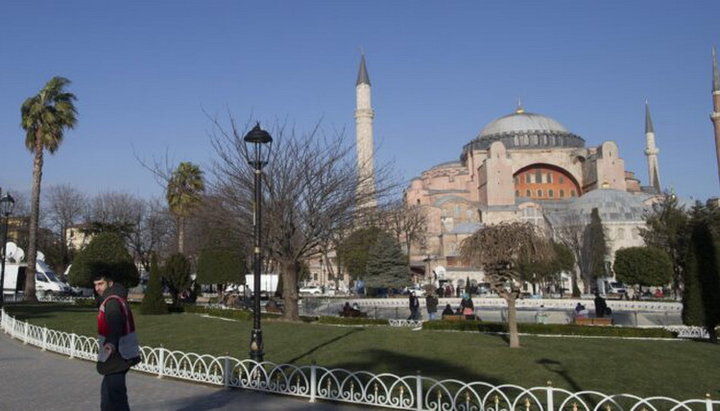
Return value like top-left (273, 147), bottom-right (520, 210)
top-left (5, 303), bottom-right (720, 401)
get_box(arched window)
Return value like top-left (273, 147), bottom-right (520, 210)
top-left (571, 189), bottom-right (576, 197)
top-left (526, 189), bottom-right (531, 197)
top-left (537, 189), bottom-right (543, 197)
top-left (515, 190), bottom-right (520, 197)
top-left (548, 189), bottom-right (554, 198)
top-left (560, 189), bottom-right (565, 198)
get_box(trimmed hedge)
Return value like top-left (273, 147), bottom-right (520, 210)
top-left (317, 316), bottom-right (389, 326)
top-left (422, 319), bottom-right (677, 338)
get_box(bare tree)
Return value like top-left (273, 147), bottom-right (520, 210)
top-left (381, 200), bottom-right (428, 264)
top-left (209, 117), bottom-right (394, 320)
top-left (551, 213), bottom-right (587, 297)
top-left (461, 222), bottom-right (553, 348)
top-left (44, 184), bottom-right (86, 273)
top-left (126, 198), bottom-right (175, 271)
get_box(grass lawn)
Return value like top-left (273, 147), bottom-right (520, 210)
top-left (5, 303), bottom-right (720, 401)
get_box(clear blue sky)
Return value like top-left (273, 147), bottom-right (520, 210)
top-left (1, 1), bottom-right (719, 203)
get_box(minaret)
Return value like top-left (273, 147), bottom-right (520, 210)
top-left (711, 47), bottom-right (720, 185)
top-left (644, 101), bottom-right (661, 193)
top-left (355, 54), bottom-right (376, 208)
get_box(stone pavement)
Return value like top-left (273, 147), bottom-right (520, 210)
top-left (0, 332), bottom-right (368, 410)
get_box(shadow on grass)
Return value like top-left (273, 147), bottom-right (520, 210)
top-left (287, 327), bottom-right (364, 363)
top-left (330, 348), bottom-right (503, 386)
top-left (537, 358), bottom-right (584, 392)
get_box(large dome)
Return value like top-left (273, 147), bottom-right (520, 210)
top-left (479, 111), bottom-right (568, 136)
top-left (463, 108), bottom-right (585, 153)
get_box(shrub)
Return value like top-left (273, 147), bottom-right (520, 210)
top-left (68, 232), bottom-right (139, 288)
top-left (422, 320), bottom-right (676, 338)
top-left (140, 254), bottom-right (168, 315)
top-left (163, 253), bottom-right (192, 306)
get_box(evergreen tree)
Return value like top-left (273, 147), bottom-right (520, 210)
top-left (364, 232), bottom-right (409, 291)
top-left (337, 227), bottom-right (382, 280)
top-left (163, 253), bottom-right (192, 306)
top-left (585, 207), bottom-right (608, 290)
top-left (69, 232), bottom-right (139, 288)
top-left (639, 194), bottom-right (690, 297)
top-left (614, 246), bottom-right (672, 288)
top-left (196, 248), bottom-right (245, 293)
top-left (141, 253), bottom-right (168, 315)
top-left (682, 203), bottom-right (720, 343)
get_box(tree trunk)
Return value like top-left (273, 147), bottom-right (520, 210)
top-left (177, 216), bottom-right (185, 254)
top-left (506, 295), bottom-right (520, 348)
top-left (24, 139), bottom-right (44, 302)
top-left (281, 260), bottom-right (300, 321)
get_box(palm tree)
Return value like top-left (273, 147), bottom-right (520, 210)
top-left (166, 162), bottom-right (204, 253)
top-left (21, 77), bottom-right (78, 301)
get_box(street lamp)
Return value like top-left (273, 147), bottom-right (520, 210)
top-left (0, 192), bottom-right (16, 306)
top-left (243, 123), bottom-right (273, 362)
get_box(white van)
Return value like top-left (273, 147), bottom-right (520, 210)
top-left (3, 261), bottom-right (73, 297)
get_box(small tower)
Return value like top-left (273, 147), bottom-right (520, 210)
top-left (355, 54), bottom-right (376, 208)
top-left (711, 47), bottom-right (720, 186)
top-left (644, 101), bottom-right (661, 193)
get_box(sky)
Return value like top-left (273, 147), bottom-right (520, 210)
top-left (1, 1), bottom-right (719, 205)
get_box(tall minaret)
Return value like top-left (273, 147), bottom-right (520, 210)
top-left (711, 47), bottom-right (720, 185)
top-left (644, 101), bottom-right (661, 193)
top-left (355, 54), bottom-right (376, 208)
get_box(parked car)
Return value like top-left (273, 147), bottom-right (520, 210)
top-left (299, 285), bottom-right (323, 295)
top-left (606, 281), bottom-right (627, 295)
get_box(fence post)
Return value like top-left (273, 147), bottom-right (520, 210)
top-left (70, 333), bottom-right (76, 358)
top-left (42, 325), bottom-right (48, 351)
top-left (416, 370), bottom-right (423, 411)
top-left (158, 346), bottom-right (165, 379)
top-left (546, 381), bottom-right (554, 411)
top-left (705, 393), bottom-right (712, 411)
top-left (23, 321), bottom-right (28, 344)
top-left (309, 360), bottom-right (317, 403)
top-left (223, 354), bottom-right (230, 390)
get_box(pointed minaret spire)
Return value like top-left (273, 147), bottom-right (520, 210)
top-left (645, 100), bottom-right (654, 134)
top-left (356, 54), bottom-right (371, 86)
top-left (644, 100), bottom-right (661, 193)
top-left (516, 97), bottom-right (524, 113)
top-left (711, 47), bottom-right (720, 186)
top-left (355, 53), bottom-right (376, 209)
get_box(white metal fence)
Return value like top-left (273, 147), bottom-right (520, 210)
top-left (1, 308), bottom-right (717, 410)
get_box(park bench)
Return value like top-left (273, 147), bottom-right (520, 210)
top-left (442, 315), bottom-right (466, 321)
top-left (574, 317), bottom-right (613, 326)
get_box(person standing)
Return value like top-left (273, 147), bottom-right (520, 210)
top-left (426, 292), bottom-right (439, 320)
top-left (594, 292), bottom-right (608, 318)
top-left (94, 273), bottom-right (141, 411)
top-left (408, 292), bottom-right (420, 320)
top-left (460, 293), bottom-right (475, 319)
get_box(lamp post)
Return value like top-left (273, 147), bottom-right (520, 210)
top-left (0, 192), bottom-right (16, 306)
top-left (243, 123), bottom-right (273, 362)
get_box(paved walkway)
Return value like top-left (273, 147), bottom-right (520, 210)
top-left (0, 332), bottom-right (367, 411)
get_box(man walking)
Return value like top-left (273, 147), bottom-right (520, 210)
top-left (408, 292), bottom-right (420, 320)
top-left (426, 292), bottom-right (439, 320)
top-left (94, 272), bottom-right (141, 411)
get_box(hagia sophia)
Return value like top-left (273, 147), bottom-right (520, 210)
top-left (308, 51), bottom-right (720, 294)
top-left (355, 55), bottom-right (664, 292)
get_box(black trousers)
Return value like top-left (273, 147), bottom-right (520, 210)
top-left (101, 371), bottom-right (130, 411)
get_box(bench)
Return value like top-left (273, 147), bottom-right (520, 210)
top-left (574, 317), bottom-right (613, 326)
top-left (442, 315), bottom-right (466, 321)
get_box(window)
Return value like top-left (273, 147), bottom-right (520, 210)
top-left (514, 176), bottom-right (518, 184)
top-left (559, 176), bottom-right (565, 183)
top-left (526, 173), bottom-right (531, 184)
top-left (535, 170), bottom-right (542, 183)
top-left (571, 190), bottom-right (576, 197)
top-left (548, 189), bottom-right (554, 198)
top-left (560, 189), bottom-right (565, 198)
top-left (515, 190), bottom-right (520, 197)
top-left (35, 273), bottom-right (47, 282)
top-left (547, 173), bottom-right (553, 183)
top-left (537, 189), bottom-right (543, 197)
top-left (525, 189), bottom-right (531, 197)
